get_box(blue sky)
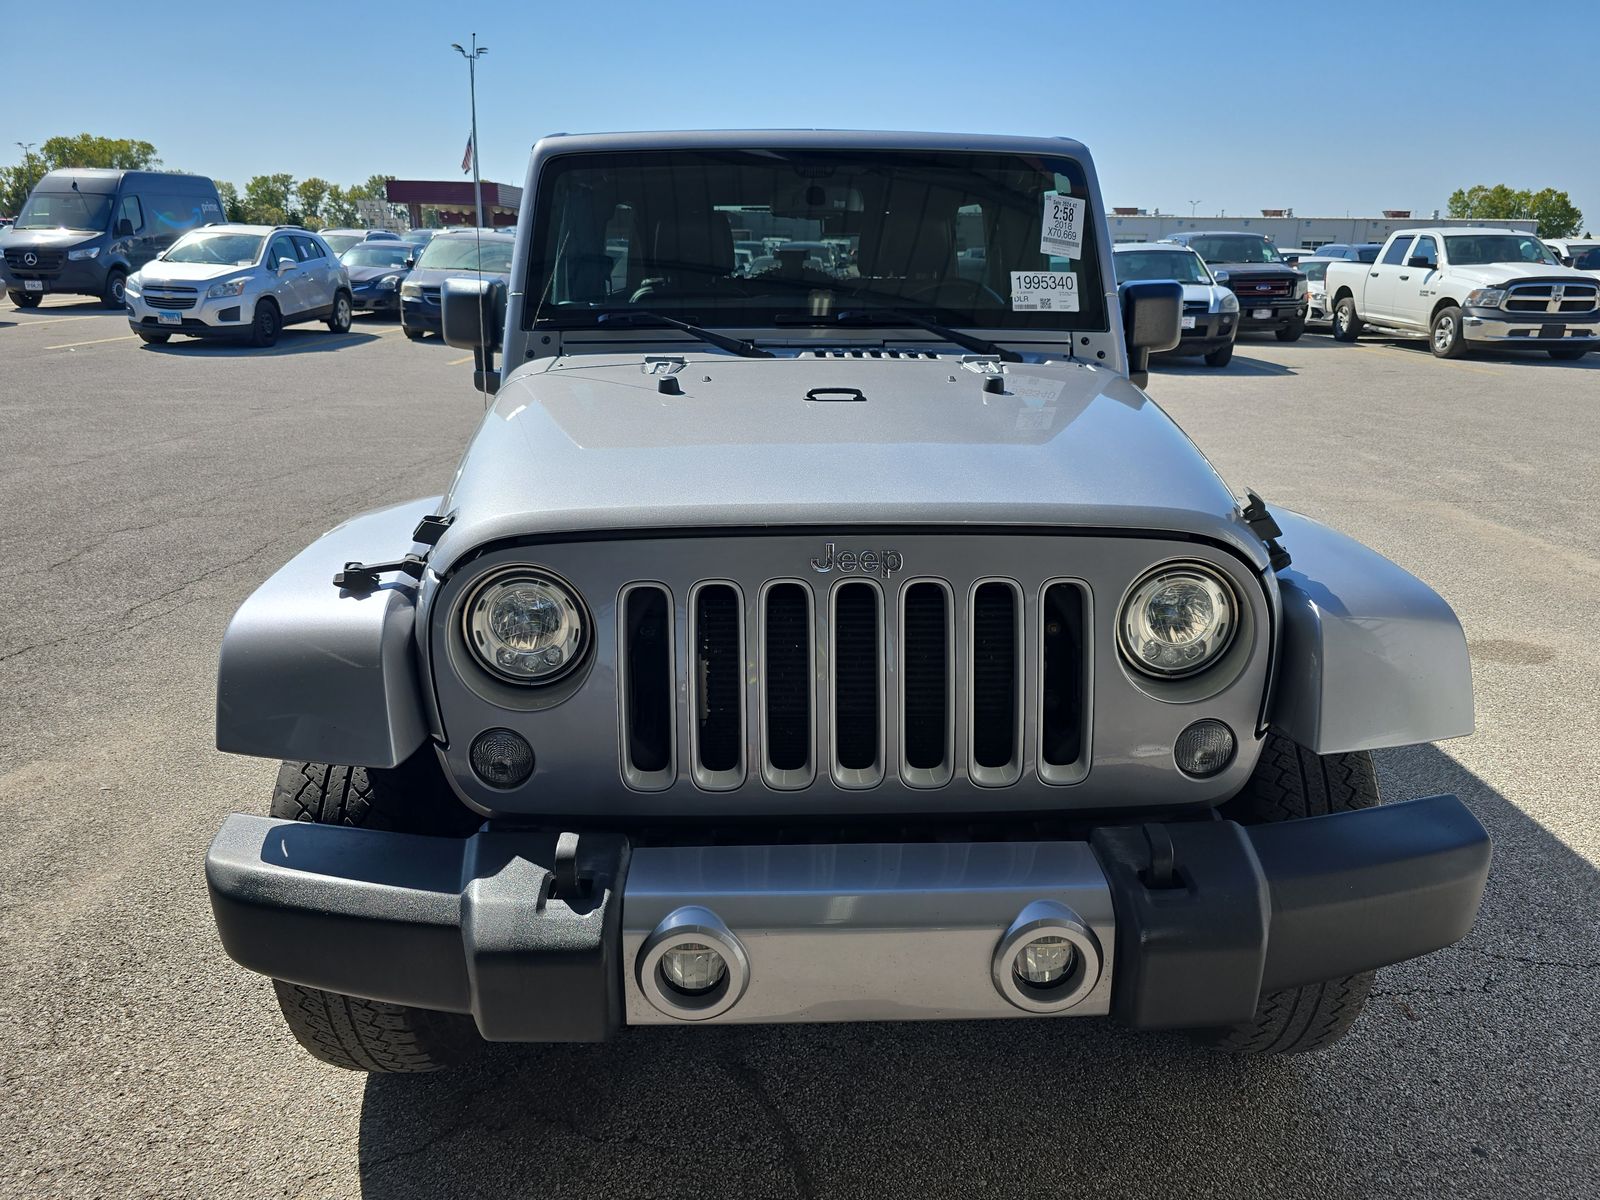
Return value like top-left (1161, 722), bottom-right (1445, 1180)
top-left (6, 0), bottom-right (1596, 227)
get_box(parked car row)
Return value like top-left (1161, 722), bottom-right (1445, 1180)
top-left (1116, 225), bottom-right (1598, 366)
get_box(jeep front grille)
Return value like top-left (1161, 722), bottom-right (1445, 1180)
top-left (617, 575), bottom-right (1089, 792)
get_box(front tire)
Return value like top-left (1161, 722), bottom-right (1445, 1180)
top-left (136, 330), bottom-right (171, 345)
top-left (1332, 297), bottom-right (1362, 342)
top-left (1203, 343), bottom-right (1234, 368)
top-left (1431, 305), bottom-right (1468, 358)
top-left (10, 289), bottom-right (42, 309)
top-left (267, 757), bottom-right (481, 1072)
top-left (403, 324), bottom-right (426, 341)
top-left (249, 297), bottom-right (281, 348)
top-left (1274, 316), bottom-right (1306, 342)
top-left (327, 290), bottom-right (352, 333)
top-left (102, 268), bottom-right (128, 309)
top-left (1196, 732), bottom-right (1381, 1055)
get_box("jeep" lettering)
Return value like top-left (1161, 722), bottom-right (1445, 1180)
top-left (809, 542), bottom-right (903, 581)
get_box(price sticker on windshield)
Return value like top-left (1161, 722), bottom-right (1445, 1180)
top-left (1041, 192), bottom-right (1086, 259)
top-left (1010, 270), bottom-right (1079, 312)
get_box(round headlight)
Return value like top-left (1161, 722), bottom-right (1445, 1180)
top-left (464, 570), bottom-right (589, 684)
top-left (1118, 563), bottom-right (1236, 678)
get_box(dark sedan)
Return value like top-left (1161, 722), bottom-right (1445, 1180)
top-left (340, 241), bottom-right (416, 315)
top-left (399, 229), bottom-right (514, 339)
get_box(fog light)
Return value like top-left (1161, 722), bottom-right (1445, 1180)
top-left (1174, 720), bottom-right (1235, 778)
top-left (1014, 936), bottom-right (1075, 987)
top-left (469, 728), bottom-right (535, 788)
top-left (660, 943), bottom-right (727, 995)
top-left (638, 906), bottom-right (750, 1020)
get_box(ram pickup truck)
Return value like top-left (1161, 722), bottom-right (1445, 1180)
top-left (1326, 227), bottom-right (1599, 359)
top-left (203, 130), bottom-right (1488, 1074)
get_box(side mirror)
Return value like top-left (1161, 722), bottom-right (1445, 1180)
top-left (404, 255), bottom-right (416, 269)
top-left (442, 276), bottom-right (507, 394)
top-left (1120, 280), bottom-right (1183, 388)
top-left (1407, 256), bottom-right (1433, 269)
top-left (277, 258), bottom-right (297, 273)
top-left (115, 218), bottom-right (134, 237)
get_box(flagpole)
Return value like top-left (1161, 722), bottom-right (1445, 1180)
top-left (452, 34), bottom-right (488, 229)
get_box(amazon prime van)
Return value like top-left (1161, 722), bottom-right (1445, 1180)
top-left (0, 169), bottom-right (224, 308)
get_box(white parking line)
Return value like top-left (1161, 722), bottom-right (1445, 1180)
top-left (47, 334), bottom-right (140, 350)
top-left (7, 313), bottom-right (115, 329)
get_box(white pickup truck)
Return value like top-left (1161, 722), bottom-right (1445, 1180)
top-left (1325, 227), bottom-right (1599, 360)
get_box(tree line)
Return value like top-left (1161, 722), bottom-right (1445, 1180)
top-left (1, 134), bottom-right (409, 228)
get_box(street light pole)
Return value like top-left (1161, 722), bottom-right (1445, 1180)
top-left (451, 36), bottom-right (489, 229)
top-left (1189, 199), bottom-right (1202, 217)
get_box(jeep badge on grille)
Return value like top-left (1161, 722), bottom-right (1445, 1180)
top-left (810, 542), bottom-right (903, 580)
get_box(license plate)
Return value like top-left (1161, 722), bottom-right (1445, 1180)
top-left (158, 311), bottom-right (181, 326)
top-left (1253, 308), bottom-right (1272, 320)
top-left (23, 279), bottom-right (43, 292)
top-left (1540, 323), bottom-right (1563, 340)
top-left (1181, 316), bottom-right (1196, 330)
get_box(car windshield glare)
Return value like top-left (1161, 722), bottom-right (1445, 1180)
top-left (417, 237), bottom-right (514, 272)
top-left (1115, 250), bottom-right (1212, 285)
top-left (525, 147), bottom-right (1108, 333)
top-left (16, 190), bottom-right (113, 232)
top-left (162, 232), bottom-right (265, 265)
top-left (1444, 234), bottom-right (1556, 266)
top-left (342, 244), bottom-right (414, 267)
top-left (1187, 236), bottom-right (1282, 264)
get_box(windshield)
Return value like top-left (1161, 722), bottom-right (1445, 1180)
top-left (161, 231), bottom-right (264, 265)
top-left (1299, 261), bottom-right (1328, 281)
top-left (1114, 249), bottom-right (1212, 285)
top-left (1445, 234), bottom-right (1556, 266)
top-left (342, 243), bottom-right (414, 268)
top-left (1354, 245), bottom-right (1381, 263)
top-left (417, 236), bottom-right (514, 272)
top-left (1571, 246), bottom-right (1600, 271)
top-left (526, 148), bottom-right (1108, 333)
top-left (320, 233), bottom-right (362, 255)
top-left (1185, 235), bottom-right (1283, 264)
top-left (16, 190), bottom-right (113, 232)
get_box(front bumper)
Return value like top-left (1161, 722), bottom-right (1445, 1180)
top-left (1, 256), bottom-right (107, 296)
top-left (206, 794), bottom-right (1490, 1040)
top-left (1462, 308), bottom-right (1600, 347)
top-left (400, 295), bottom-right (441, 330)
top-left (1231, 298), bottom-right (1307, 331)
top-left (127, 290), bottom-right (257, 338)
top-left (1159, 311), bottom-right (1238, 355)
top-left (351, 285), bottom-right (400, 312)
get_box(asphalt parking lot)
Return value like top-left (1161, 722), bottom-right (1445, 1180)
top-left (1, 299), bottom-right (1597, 1199)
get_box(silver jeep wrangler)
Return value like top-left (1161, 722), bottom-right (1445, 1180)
top-left (205, 131), bottom-right (1489, 1071)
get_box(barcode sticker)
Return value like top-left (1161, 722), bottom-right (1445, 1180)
top-left (1010, 271), bottom-right (1080, 312)
top-left (1041, 193), bottom-right (1086, 259)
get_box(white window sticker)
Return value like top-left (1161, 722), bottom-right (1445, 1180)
top-left (1041, 192), bottom-right (1085, 259)
top-left (1010, 270), bottom-right (1079, 312)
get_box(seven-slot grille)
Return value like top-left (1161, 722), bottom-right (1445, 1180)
top-left (1503, 281), bottom-right (1600, 315)
top-left (618, 576), bottom-right (1089, 791)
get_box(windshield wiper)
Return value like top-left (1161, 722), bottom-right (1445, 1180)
top-left (776, 309), bottom-right (1024, 362)
top-left (594, 310), bottom-right (772, 358)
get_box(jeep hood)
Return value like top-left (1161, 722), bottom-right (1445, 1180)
top-left (429, 354), bottom-right (1268, 573)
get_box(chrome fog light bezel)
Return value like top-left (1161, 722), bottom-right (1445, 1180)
top-left (992, 900), bottom-right (1102, 1014)
top-left (637, 906), bottom-right (750, 1020)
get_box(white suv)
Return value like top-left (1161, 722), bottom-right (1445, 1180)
top-left (125, 224), bottom-right (351, 348)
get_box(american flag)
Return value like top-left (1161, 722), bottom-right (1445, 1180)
top-left (461, 134), bottom-right (474, 175)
